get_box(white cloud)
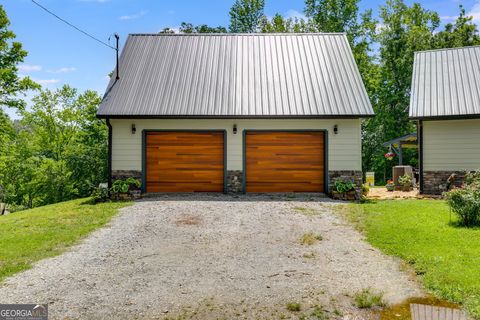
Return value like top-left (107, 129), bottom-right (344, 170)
top-left (467, 1), bottom-right (480, 23)
top-left (285, 9), bottom-right (306, 20)
top-left (119, 10), bottom-right (147, 21)
top-left (440, 15), bottom-right (457, 22)
top-left (35, 79), bottom-right (60, 85)
top-left (47, 67), bottom-right (77, 74)
top-left (18, 64), bottom-right (42, 73)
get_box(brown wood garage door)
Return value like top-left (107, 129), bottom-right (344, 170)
top-left (145, 131), bottom-right (225, 192)
top-left (245, 131), bottom-right (325, 193)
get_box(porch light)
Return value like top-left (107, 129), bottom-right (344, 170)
top-left (333, 124), bottom-right (338, 134)
top-left (233, 124), bottom-right (238, 134)
top-left (131, 124), bottom-right (136, 134)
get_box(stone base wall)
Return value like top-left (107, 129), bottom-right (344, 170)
top-left (227, 170), bottom-right (243, 193)
top-left (111, 170), bottom-right (142, 182)
top-left (328, 170), bottom-right (363, 192)
top-left (423, 171), bottom-right (465, 195)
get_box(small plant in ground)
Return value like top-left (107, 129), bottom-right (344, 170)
top-left (300, 232), bottom-right (323, 245)
top-left (353, 288), bottom-right (385, 309)
top-left (303, 252), bottom-right (316, 259)
top-left (398, 175), bottom-right (413, 191)
top-left (333, 180), bottom-right (355, 193)
top-left (311, 305), bottom-right (327, 319)
top-left (286, 302), bottom-right (301, 312)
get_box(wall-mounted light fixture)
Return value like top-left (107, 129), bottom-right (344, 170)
top-left (233, 124), bottom-right (238, 134)
top-left (333, 124), bottom-right (338, 134)
top-left (131, 124), bottom-right (136, 134)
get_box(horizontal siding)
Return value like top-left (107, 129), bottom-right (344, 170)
top-left (424, 119), bottom-right (480, 171)
top-left (111, 119), bottom-right (361, 171)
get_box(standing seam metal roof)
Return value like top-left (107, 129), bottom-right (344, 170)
top-left (97, 33), bottom-right (374, 118)
top-left (410, 46), bottom-right (480, 119)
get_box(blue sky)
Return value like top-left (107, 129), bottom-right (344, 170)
top-left (3, 0), bottom-right (480, 117)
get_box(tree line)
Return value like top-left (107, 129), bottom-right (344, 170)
top-left (2, 0), bottom-right (480, 210)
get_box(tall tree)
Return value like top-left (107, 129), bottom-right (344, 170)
top-left (229, 0), bottom-right (265, 33)
top-left (259, 14), bottom-right (315, 33)
top-left (362, 0), bottom-right (439, 181)
top-left (434, 5), bottom-right (480, 48)
top-left (0, 4), bottom-right (38, 110)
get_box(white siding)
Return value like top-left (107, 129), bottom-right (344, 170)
top-left (424, 119), bottom-right (480, 171)
top-left (111, 119), bottom-right (362, 171)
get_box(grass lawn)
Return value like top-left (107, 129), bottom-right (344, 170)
top-left (341, 200), bottom-right (480, 318)
top-left (0, 198), bottom-right (131, 282)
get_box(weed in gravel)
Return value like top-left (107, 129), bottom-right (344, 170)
top-left (286, 302), bottom-right (301, 312)
top-left (311, 305), bottom-right (328, 319)
top-left (353, 288), bottom-right (385, 308)
top-left (294, 206), bottom-right (321, 216)
top-left (303, 252), bottom-right (316, 259)
top-left (301, 232), bottom-right (323, 245)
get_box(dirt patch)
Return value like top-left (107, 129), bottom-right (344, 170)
top-left (368, 187), bottom-right (421, 200)
top-left (174, 213), bottom-right (202, 226)
top-left (0, 194), bottom-right (424, 319)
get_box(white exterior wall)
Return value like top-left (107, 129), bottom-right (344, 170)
top-left (110, 119), bottom-right (362, 172)
top-left (423, 119), bottom-right (480, 171)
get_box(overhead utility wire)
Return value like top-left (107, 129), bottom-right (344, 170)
top-left (31, 0), bottom-right (117, 51)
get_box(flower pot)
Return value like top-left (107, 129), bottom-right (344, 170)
top-left (386, 184), bottom-right (395, 192)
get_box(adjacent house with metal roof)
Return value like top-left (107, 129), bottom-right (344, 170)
top-left (97, 33), bottom-right (374, 194)
top-left (410, 46), bottom-right (480, 194)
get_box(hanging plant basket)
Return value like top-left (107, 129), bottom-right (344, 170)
top-left (384, 152), bottom-right (396, 161)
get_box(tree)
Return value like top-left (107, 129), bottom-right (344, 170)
top-left (259, 13), bottom-right (314, 33)
top-left (434, 5), bottom-right (480, 48)
top-left (179, 22), bottom-right (227, 34)
top-left (229, 0), bottom-right (265, 33)
top-left (0, 4), bottom-right (38, 110)
top-left (362, 0), bottom-right (439, 181)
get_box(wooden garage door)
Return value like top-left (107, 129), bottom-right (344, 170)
top-left (145, 131), bottom-right (225, 192)
top-left (245, 131), bottom-right (325, 193)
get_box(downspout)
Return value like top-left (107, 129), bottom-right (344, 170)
top-left (418, 120), bottom-right (424, 194)
top-left (107, 118), bottom-right (113, 188)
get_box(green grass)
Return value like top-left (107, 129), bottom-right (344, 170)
top-left (286, 302), bottom-right (301, 312)
top-left (341, 200), bottom-right (480, 318)
top-left (0, 198), bottom-right (131, 282)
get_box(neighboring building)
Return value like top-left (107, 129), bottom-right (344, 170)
top-left (97, 33), bottom-right (374, 193)
top-left (410, 46), bottom-right (480, 194)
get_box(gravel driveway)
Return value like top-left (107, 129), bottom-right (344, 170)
top-left (0, 194), bottom-right (423, 319)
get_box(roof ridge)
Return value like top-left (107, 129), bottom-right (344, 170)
top-left (415, 45), bottom-right (480, 55)
top-left (129, 32), bottom-right (347, 37)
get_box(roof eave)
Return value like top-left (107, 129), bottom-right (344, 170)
top-left (409, 114), bottom-right (480, 121)
top-left (96, 114), bottom-right (375, 120)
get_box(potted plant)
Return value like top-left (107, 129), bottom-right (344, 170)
top-left (385, 180), bottom-right (395, 191)
top-left (332, 179), bottom-right (357, 200)
top-left (398, 175), bottom-right (413, 192)
top-left (111, 178), bottom-right (141, 200)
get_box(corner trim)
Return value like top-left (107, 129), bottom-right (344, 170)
top-left (242, 129), bottom-right (328, 194)
top-left (106, 118), bottom-right (112, 188)
top-left (418, 120), bottom-right (424, 194)
top-left (141, 129), bottom-right (228, 194)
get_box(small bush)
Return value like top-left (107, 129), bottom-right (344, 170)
top-left (446, 170), bottom-right (480, 227)
top-left (286, 302), bottom-right (301, 312)
top-left (353, 289), bottom-right (385, 309)
top-left (91, 183), bottom-right (110, 203)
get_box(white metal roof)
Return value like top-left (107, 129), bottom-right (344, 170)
top-left (410, 46), bottom-right (480, 119)
top-left (97, 33), bottom-right (374, 118)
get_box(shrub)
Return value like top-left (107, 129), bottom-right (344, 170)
top-left (91, 183), bottom-right (110, 203)
top-left (111, 178), bottom-right (141, 194)
top-left (446, 170), bottom-right (480, 227)
top-left (398, 175), bottom-right (412, 187)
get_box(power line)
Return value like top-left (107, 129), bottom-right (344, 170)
top-left (31, 0), bottom-right (117, 51)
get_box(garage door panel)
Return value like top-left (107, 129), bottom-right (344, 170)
top-left (245, 131), bottom-right (325, 193)
top-left (146, 131), bottom-right (224, 193)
